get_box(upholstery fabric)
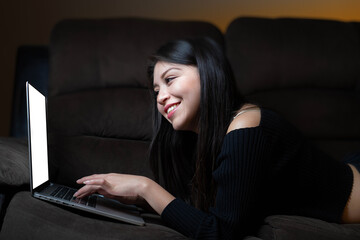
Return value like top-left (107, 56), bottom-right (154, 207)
top-left (47, 88), bottom-right (155, 186)
top-left (48, 88), bottom-right (153, 140)
top-left (258, 215), bottom-right (360, 240)
top-left (0, 191), bottom-right (187, 240)
top-left (0, 138), bottom-right (29, 227)
top-left (0, 137), bottom-right (29, 186)
top-left (49, 18), bottom-right (224, 96)
top-left (226, 17), bottom-right (360, 95)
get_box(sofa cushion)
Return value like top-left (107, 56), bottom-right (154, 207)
top-left (258, 215), bottom-right (360, 240)
top-left (247, 89), bottom-right (360, 139)
top-left (47, 135), bottom-right (153, 188)
top-left (226, 17), bottom-right (360, 96)
top-left (246, 88), bottom-right (360, 159)
top-left (48, 88), bottom-right (153, 140)
top-left (0, 191), bottom-right (187, 239)
top-left (0, 137), bottom-right (29, 186)
top-left (46, 88), bottom-right (154, 187)
top-left (49, 18), bottom-right (224, 96)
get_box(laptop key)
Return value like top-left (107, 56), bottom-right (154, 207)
top-left (50, 187), bottom-right (62, 197)
top-left (88, 196), bottom-right (97, 208)
top-left (70, 195), bottom-right (96, 208)
top-left (64, 189), bottom-right (76, 201)
top-left (80, 197), bottom-right (88, 205)
top-left (55, 187), bottom-right (69, 199)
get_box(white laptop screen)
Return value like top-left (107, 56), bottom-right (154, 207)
top-left (28, 83), bottom-right (49, 189)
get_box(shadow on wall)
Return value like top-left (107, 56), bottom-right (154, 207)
top-left (11, 46), bottom-right (49, 138)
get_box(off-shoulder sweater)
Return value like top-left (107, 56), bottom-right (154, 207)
top-left (161, 108), bottom-right (354, 239)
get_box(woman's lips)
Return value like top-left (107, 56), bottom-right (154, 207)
top-left (165, 102), bottom-right (180, 119)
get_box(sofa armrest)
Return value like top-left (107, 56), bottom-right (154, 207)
top-left (0, 137), bottom-right (29, 187)
top-left (0, 137), bottom-right (29, 229)
top-left (258, 215), bottom-right (360, 240)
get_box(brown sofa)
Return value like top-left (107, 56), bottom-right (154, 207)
top-left (1, 17), bottom-right (360, 239)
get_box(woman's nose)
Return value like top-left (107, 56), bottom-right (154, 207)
top-left (157, 89), bottom-right (170, 105)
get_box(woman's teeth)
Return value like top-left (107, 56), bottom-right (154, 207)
top-left (167, 104), bottom-right (179, 114)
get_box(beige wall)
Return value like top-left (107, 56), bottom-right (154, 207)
top-left (1, 0), bottom-right (359, 136)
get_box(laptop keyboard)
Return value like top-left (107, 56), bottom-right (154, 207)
top-left (50, 186), bottom-right (97, 208)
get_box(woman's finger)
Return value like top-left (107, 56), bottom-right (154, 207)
top-left (83, 178), bottom-right (106, 186)
top-left (74, 184), bottom-right (100, 198)
top-left (76, 173), bottom-right (116, 184)
top-left (76, 174), bottom-right (104, 184)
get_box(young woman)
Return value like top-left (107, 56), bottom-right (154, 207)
top-left (74, 37), bottom-right (360, 239)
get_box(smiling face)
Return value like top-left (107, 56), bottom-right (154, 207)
top-left (153, 61), bottom-right (201, 133)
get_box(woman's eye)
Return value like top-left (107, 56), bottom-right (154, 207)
top-left (165, 77), bottom-right (175, 83)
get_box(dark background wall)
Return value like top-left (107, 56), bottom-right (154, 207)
top-left (0, 0), bottom-right (359, 137)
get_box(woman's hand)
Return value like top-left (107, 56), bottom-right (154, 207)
top-left (74, 173), bottom-right (175, 215)
top-left (74, 173), bottom-right (148, 206)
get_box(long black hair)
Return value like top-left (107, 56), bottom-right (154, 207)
top-left (147, 37), bottom-right (243, 211)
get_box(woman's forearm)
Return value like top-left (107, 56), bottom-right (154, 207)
top-left (139, 177), bottom-right (175, 215)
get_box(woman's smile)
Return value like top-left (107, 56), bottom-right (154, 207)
top-left (165, 102), bottom-right (181, 119)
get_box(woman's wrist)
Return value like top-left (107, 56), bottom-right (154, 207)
top-left (138, 176), bottom-right (153, 198)
top-left (138, 176), bottom-right (175, 215)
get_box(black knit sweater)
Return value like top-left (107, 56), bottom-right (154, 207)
top-left (161, 108), bottom-right (354, 239)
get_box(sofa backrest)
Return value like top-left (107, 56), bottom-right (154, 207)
top-left (226, 17), bottom-right (360, 160)
top-left (47, 18), bottom-right (223, 186)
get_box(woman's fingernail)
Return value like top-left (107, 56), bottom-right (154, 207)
top-left (83, 180), bottom-right (91, 184)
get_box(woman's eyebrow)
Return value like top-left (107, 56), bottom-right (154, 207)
top-left (153, 67), bottom-right (182, 89)
top-left (161, 67), bottom-right (181, 79)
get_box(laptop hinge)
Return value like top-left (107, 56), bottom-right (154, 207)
top-left (33, 181), bottom-right (52, 194)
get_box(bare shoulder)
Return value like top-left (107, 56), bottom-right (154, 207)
top-left (227, 105), bottom-right (261, 134)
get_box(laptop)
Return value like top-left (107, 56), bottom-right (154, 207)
top-left (26, 82), bottom-right (145, 226)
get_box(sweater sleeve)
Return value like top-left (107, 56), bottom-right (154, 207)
top-left (161, 127), bottom-right (272, 239)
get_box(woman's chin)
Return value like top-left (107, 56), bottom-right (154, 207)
top-left (171, 121), bottom-right (185, 131)
top-left (172, 123), bottom-right (197, 133)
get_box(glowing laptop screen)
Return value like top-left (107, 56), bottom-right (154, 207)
top-left (27, 83), bottom-right (49, 189)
